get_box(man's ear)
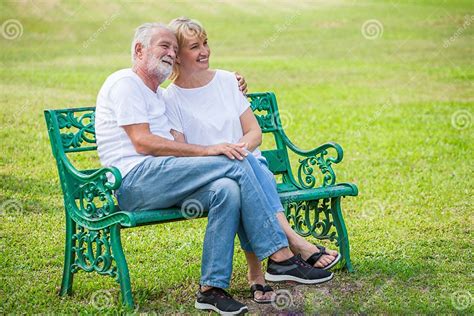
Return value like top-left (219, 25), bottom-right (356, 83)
top-left (134, 42), bottom-right (144, 60)
top-left (175, 55), bottom-right (180, 65)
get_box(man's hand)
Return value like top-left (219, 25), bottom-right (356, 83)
top-left (234, 72), bottom-right (248, 94)
top-left (206, 143), bottom-right (249, 160)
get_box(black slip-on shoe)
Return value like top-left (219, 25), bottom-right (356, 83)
top-left (195, 287), bottom-right (248, 315)
top-left (265, 254), bottom-right (334, 284)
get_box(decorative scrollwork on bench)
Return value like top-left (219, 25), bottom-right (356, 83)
top-left (249, 94), bottom-right (272, 112)
top-left (71, 226), bottom-right (118, 281)
top-left (249, 94), bottom-right (276, 132)
top-left (297, 149), bottom-right (337, 188)
top-left (57, 111), bottom-right (96, 149)
top-left (285, 198), bottom-right (337, 241)
top-left (77, 172), bottom-right (118, 219)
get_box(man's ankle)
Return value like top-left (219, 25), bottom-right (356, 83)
top-left (248, 274), bottom-right (265, 284)
top-left (200, 285), bottom-right (213, 293)
top-left (269, 247), bottom-right (294, 262)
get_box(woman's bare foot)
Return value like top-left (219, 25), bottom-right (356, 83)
top-left (275, 212), bottom-right (339, 269)
top-left (291, 241), bottom-right (339, 268)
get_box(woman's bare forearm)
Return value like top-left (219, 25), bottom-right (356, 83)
top-left (239, 130), bottom-right (262, 152)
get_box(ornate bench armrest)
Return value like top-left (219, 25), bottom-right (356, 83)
top-left (284, 139), bottom-right (344, 189)
top-left (60, 156), bottom-right (123, 223)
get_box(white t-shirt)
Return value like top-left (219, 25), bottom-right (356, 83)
top-left (95, 68), bottom-right (175, 177)
top-left (163, 69), bottom-right (262, 159)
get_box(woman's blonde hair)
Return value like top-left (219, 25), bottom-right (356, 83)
top-left (168, 17), bottom-right (207, 81)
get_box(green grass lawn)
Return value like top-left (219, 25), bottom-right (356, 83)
top-left (1, 0), bottom-right (473, 314)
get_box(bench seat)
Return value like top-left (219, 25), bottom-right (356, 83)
top-left (278, 183), bottom-right (358, 202)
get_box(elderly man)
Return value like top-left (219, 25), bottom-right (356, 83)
top-left (95, 23), bottom-right (332, 315)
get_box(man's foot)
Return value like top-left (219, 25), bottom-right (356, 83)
top-left (293, 242), bottom-right (340, 269)
top-left (250, 284), bottom-right (274, 304)
top-left (249, 274), bottom-right (274, 303)
top-left (265, 254), bottom-right (334, 284)
top-left (195, 287), bottom-right (248, 315)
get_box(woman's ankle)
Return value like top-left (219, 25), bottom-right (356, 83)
top-left (289, 237), bottom-right (310, 253)
top-left (269, 247), bottom-right (293, 262)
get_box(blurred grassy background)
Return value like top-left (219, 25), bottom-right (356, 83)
top-left (1, 0), bottom-right (473, 314)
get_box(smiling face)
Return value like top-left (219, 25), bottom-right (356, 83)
top-left (168, 18), bottom-right (209, 80)
top-left (139, 28), bottom-right (178, 82)
top-left (177, 34), bottom-right (211, 73)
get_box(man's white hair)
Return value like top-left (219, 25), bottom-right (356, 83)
top-left (131, 22), bottom-right (171, 64)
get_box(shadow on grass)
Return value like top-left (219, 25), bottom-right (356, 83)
top-left (0, 173), bottom-right (62, 215)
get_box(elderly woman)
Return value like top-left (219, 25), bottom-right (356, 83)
top-left (164, 17), bottom-right (340, 309)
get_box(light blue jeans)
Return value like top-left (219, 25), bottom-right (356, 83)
top-left (237, 155), bottom-right (286, 252)
top-left (116, 155), bottom-right (289, 289)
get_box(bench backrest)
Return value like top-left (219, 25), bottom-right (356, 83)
top-left (44, 92), bottom-right (294, 186)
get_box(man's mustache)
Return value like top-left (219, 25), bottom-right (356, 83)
top-left (161, 57), bottom-right (174, 65)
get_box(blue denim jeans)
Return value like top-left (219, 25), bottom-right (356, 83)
top-left (116, 155), bottom-right (289, 289)
top-left (237, 155), bottom-right (285, 252)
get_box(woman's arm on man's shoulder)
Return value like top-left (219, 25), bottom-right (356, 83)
top-left (234, 72), bottom-right (248, 94)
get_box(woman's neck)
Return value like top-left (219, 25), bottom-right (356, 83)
top-left (174, 69), bottom-right (215, 88)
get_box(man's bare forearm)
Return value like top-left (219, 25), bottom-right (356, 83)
top-left (136, 133), bottom-right (208, 157)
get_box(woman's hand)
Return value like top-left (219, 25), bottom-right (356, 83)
top-left (206, 143), bottom-right (249, 160)
top-left (234, 72), bottom-right (248, 94)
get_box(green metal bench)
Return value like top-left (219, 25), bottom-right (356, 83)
top-left (44, 92), bottom-right (358, 309)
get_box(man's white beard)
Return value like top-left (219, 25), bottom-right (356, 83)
top-left (147, 55), bottom-right (173, 84)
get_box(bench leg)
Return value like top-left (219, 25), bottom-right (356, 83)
top-left (331, 197), bottom-right (354, 272)
top-left (109, 224), bottom-right (134, 309)
top-left (60, 213), bottom-right (75, 296)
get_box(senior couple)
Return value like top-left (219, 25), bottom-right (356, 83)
top-left (95, 18), bottom-right (340, 315)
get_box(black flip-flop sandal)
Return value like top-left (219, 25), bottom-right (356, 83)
top-left (306, 244), bottom-right (342, 270)
top-left (250, 284), bottom-right (274, 304)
